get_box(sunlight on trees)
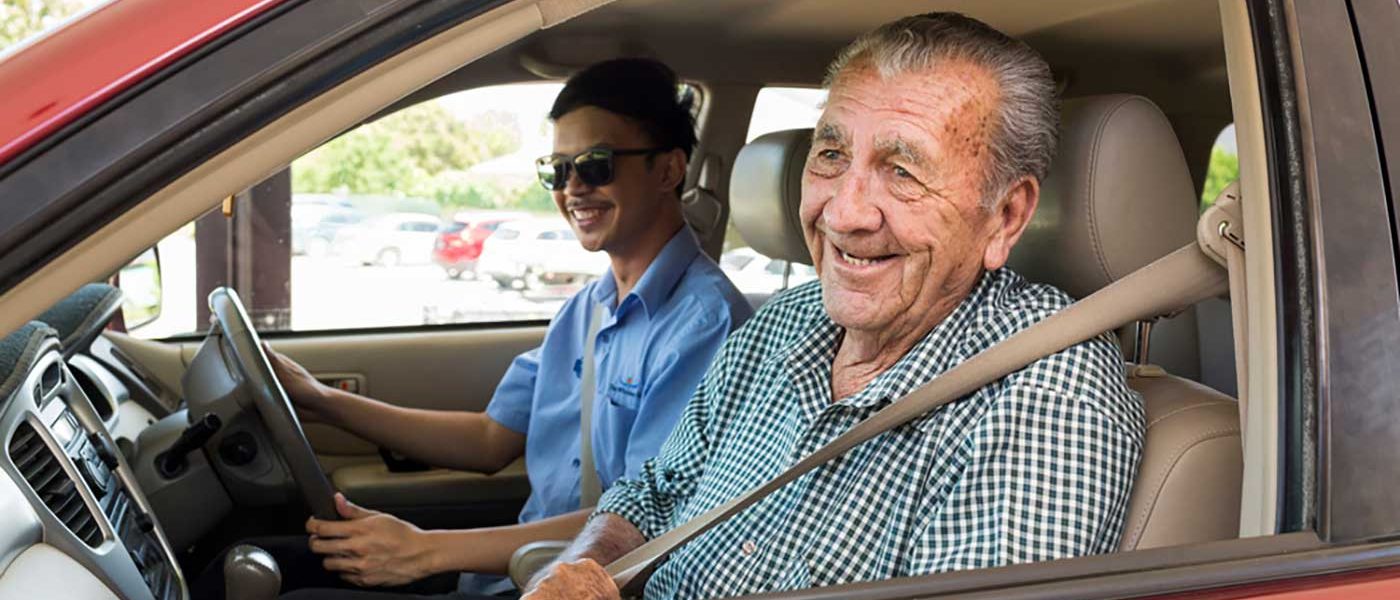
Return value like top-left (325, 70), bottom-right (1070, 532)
top-left (0, 0), bottom-right (90, 49)
top-left (291, 101), bottom-right (551, 213)
top-left (1200, 146), bottom-right (1240, 210)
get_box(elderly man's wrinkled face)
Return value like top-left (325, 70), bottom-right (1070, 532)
top-left (802, 61), bottom-right (1016, 334)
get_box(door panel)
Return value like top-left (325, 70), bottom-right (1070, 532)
top-left (244, 325), bottom-right (544, 455)
top-left (109, 325), bottom-right (545, 514)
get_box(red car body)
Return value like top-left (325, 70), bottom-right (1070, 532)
top-left (2, 1), bottom-right (1399, 599)
top-left (431, 212), bottom-right (527, 278)
top-left (0, 0), bottom-right (283, 166)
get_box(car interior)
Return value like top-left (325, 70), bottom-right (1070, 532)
top-left (0, 0), bottom-right (1278, 598)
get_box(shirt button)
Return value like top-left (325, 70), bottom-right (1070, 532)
top-left (571, 458), bottom-right (581, 467)
top-left (740, 541), bottom-right (757, 556)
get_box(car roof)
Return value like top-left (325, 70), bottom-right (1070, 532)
top-left (0, 0), bottom-right (286, 166)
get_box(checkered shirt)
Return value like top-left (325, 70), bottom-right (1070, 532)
top-left (595, 267), bottom-right (1145, 599)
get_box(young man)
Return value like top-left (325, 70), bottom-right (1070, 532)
top-left (258, 58), bottom-right (752, 598)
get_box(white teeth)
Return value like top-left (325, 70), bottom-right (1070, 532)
top-left (841, 251), bottom-right (877, 266)
top-left (571, 208), bottom-right (605, 221)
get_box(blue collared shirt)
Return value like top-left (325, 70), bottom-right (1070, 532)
top-left (486, 227), bottom-right (753, 523)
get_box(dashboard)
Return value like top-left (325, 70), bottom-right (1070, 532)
top-left (0, 323), bottom-right (183, 599)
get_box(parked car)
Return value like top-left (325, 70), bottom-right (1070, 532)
top-left (291, 202), bottom-right (363, 257)
top-left (331, 212), bottom-right (441, 267)
top-left (2, 1), bottom-right (1400, 599)
top-left (477, 218), bottom-right (609, 290)
top-left (431, 210), bottom-right (530, 279)
top-left (720, 247), bottom-right (817, 295)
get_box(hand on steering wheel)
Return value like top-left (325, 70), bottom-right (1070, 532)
top-left (208, 287), bottom-right (339, 520)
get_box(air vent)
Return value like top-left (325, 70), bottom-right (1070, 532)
top-left (9, 422), bottom-right (102, 547)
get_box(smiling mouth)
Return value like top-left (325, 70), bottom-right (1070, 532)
top-left (569, 205), bottom-right (610, 224)
top-left (836, 249), bottom-right (897, 267)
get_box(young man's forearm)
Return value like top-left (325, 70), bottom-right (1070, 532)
top-left (316, 387), bottom-right (523, 473)
top-left (417, 509), bottom-right (593, 575)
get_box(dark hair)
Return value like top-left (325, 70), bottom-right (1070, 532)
top-left (549, 58), bottom-right (698, 194)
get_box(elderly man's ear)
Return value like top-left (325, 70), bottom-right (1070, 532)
top-left (981, 176), bottom-right (1040, 272)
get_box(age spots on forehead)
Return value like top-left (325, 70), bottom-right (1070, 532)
top-left (832, 57), bottom-right (1000, 164)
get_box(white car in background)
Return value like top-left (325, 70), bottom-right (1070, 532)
top-left (332, 212), bottom-right (442, 267)
top-left (477, 218), bottom-right (609, 290)
top-left (720, 247), bottom-right (817, 295)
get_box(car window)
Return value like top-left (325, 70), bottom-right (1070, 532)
top-left (0, 0), bottom-right (112, 53)
top-left (1201, 124), bottom-right (1238, 210)
top-left (745, 86), bottom-right (827, 143)
top-left (718, 87), bottom-right (828, 299)
top-left (126, 82), bottom-right (625, 338)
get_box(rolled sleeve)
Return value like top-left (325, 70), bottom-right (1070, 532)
top-left (484, 347), bottom-right (541, 434)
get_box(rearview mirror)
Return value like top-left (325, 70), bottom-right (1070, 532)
top-left (117, 246), bottom-right (163, 331)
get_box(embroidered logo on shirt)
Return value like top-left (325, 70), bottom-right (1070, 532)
top-left (608, 375), bottom-right (643, 398)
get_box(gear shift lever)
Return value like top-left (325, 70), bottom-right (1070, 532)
top-left (224, 544), bottom-right (281, 600)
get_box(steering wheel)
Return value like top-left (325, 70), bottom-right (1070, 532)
top-left (207, 287), bottom-right (339, 521)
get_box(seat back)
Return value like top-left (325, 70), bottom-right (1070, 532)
top-left (1119, 372), bottom-right (1241, 550)
top-left (1010, 94), bottom-right (1241, 549)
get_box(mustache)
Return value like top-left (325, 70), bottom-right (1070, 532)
top-left (565, 199), bottom-right (613, 210)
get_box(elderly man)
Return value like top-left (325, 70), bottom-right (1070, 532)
top-left (523, 12), bottom-right (1144, 600)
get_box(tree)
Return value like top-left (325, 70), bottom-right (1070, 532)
top-left (1200, 147), bottom-right (1240, 209)
top-left (1, 0), bottom-right (89, 49)
top-left (292, 101), bottom-right (521, 200)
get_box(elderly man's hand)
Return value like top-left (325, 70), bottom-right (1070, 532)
top-left (522, 559), bottom-right (619, 600)
top-left (305, 493), bottom-right (437, 587)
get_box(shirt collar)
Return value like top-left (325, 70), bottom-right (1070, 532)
top-left (590, 226), bottom-right (701, 318)
top-left (781, 270), bottom-right (996, 431)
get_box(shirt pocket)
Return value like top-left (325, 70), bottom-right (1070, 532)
top-left (605, 384), bottom-right (643, 411)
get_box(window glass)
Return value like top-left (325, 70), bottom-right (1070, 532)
top-left (745, 87), bottom-right (827, 143)
top-left (721, 87), bottom-right (828, 299)
top-left (0, 0), bottom-right (112, 53)
top-left (1201, 124), bottom-right (1238, 210)
top-left (129, 81), bottom-right (712, 338)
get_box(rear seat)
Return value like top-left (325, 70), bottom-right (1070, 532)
top-left (725, 94), bottom-right (1241, 550)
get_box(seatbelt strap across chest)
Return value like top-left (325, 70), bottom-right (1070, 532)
top-left (606, 243), bottom-right (1230, 589)
top-left (579, 301), bottom-right (606, 508)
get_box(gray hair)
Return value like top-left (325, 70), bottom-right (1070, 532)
top-left (824, 12), bottom-right (1059, 207)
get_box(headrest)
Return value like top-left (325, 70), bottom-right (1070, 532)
top-left (1007, 95), bottom-right (1198, 299)
top-left (729, 129), bottom-right (813, 265)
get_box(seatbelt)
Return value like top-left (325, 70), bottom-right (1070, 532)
top-left (579, 302), bottom-right (606, 508)
top-left (606, 242), bottom-right (1229, 589)
top-left (1198, 183), bottom-right (1249, 431)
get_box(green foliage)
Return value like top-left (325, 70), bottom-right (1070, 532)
top-left (1, 0), bottom-right (88, 49)
top-left (1200, 146), bottom-right (1240, 210)
top-left (428, 178), bottom-right (556, 214)
top-left (292, 101), bottom-right (521, 203)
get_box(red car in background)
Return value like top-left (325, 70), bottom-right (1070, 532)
top-left (432, 210), bottom-right (529, 279)
top-left (1, 1), bottom-right (1400, 599)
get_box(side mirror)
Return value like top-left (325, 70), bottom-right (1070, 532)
top-left (117, 246), bottom-right (163, 331)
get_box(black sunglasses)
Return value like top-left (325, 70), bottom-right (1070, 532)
top-left (535, 147), bottom-right (669, 191)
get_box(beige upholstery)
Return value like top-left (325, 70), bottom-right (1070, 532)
top-left (1009, 95), bottom-right (1198, 299)
top-left (1008, 95), bottom-right (1240, 549)
top-left (1119, 372), bottom-right (1241, 550)
top-left (1009, 94), bottom-right (1203, 379)
top-left (729, 128), bottom-right (812, 265)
